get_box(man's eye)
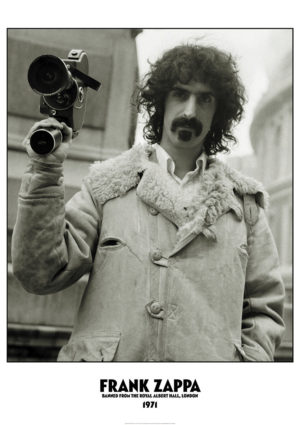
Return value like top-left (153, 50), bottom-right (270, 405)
top-left (199, 93), bottom-right (214, 103)
top-left (172, 89), bottom-right (188, 100)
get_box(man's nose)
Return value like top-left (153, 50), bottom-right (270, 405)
top-left (182, 95), bottom-right (197, 118)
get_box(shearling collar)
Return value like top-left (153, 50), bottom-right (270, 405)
top-left (87, 143), bottom-right (268, 244)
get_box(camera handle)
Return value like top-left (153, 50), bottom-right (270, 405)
top-left (30, 128), bottom-right (63, 155)
top-left (68, 66), bottom-right (101, 91)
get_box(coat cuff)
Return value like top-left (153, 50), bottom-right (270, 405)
top-left (19, 158), bottom-right (65, 196)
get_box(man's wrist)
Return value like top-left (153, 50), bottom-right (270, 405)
top-left (20, 158), bottom-right (65, 194)
top-left (30, 158), bottom-right (64, 174)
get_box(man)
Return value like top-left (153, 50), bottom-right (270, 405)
top-left (12, 44), bottom-right (285, 361)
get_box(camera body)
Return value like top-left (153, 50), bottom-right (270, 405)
top-left (27, 49), bottom-right (101, 154)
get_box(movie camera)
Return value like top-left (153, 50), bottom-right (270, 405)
top-left (27, 49), bottom-right (101, 154)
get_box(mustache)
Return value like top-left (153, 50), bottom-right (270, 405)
top-left (171, 117), bottom-right (203, 136)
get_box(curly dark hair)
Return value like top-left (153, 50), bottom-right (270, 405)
top-left (135, 44), bottom-right (247, 155)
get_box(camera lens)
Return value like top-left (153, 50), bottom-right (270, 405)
top-left (28, 55), bottom-right (71, 95)
top-left (38, 65), bottom-right (56, 83)
top-left (44, 82), bottom-right (78, 110)
top-left (30, 128), bottom-right (62, 155)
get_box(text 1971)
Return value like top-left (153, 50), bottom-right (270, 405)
top-left (142, 401), bottom-right (157, 408)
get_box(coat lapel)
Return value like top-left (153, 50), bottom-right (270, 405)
top-left (136, 156), bottom-right (249, 254)
top-left (87, 143), bottom-right (267, 255)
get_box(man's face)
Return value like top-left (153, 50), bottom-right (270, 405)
top-left (162, 80), bottom-right (217, 150)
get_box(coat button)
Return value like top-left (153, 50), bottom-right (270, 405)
top-left (145, 300), bottom-right (164, 319)
top-left (150, 301), bottom-right (163, 315)
top-left (151, 248), bottom-right (162, 261)
top-left (149, 207), bottom-right (159, 216)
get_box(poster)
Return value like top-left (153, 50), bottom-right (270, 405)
top-left (2, 3), bottom-right (298, 424)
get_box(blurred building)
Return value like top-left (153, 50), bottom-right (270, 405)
top-left (250, 47), bottom-right (292, 361)
top-left (229, 32), bottom-right (292, 361)
top-left (7, 29), bottom-right (141, 361)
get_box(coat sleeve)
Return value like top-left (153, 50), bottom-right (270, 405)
top-left (11, 158), bottom-right (101, 295)
top-left (241, 206), bottom-right (285, 361)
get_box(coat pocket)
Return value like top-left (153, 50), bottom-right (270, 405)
top-left (57, 331), bottom-right (121, 362)
top-left (234, 343), bottom-right (271, 362)
top-left (99, 237), bottom-right (126, 250)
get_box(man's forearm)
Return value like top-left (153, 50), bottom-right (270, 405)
top-left (12, 160), bottom-right (69, 293)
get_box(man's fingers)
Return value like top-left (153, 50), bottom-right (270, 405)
top-left (26, 118), bottom-right (62, 137)
top-left (25, 119), bottom-right (72, 143)
top-left (60, 122), bottom-right (73, 140)
top-left (33, 118), bottom-right (63, 129)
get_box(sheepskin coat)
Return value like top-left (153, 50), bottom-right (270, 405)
top-left (12, 143), bottom-right (285, 361)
